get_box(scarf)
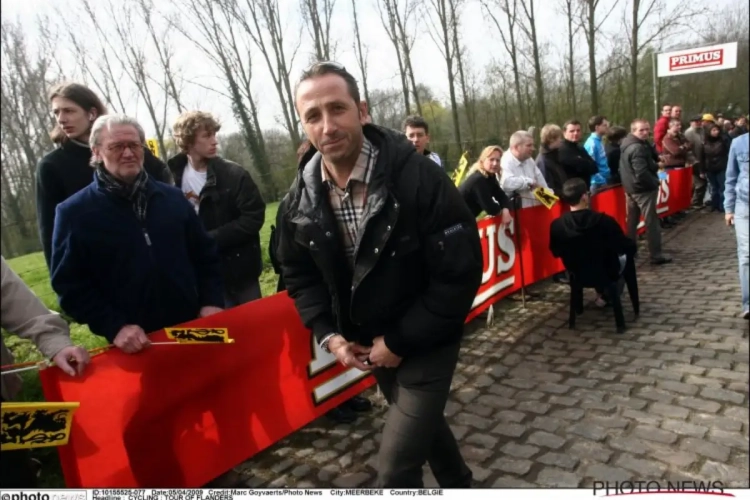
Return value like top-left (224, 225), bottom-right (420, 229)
top-left (95, 164), bottom-right (150, 221)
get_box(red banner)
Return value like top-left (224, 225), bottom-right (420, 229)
top-left (40, 167), bottom-right (692, 488)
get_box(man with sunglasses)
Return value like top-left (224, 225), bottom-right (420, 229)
top-left (49, 115), bottom-right (225, 353)
top-left (277, 62), bottom-right (482, 488)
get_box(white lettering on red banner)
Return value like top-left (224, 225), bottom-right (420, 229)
top-left (657, 42), bottom-right (738, 77)
top-left (472, 219), bottom-right (516, 310)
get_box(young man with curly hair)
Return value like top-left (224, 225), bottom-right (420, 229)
top-left (168, 111), bottom-right (266, 306)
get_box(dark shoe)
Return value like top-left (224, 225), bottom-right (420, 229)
top-left (743, 311), bottom-right (750, 320)
top-left (345, 395), bottom-right (373, 412)
top-left (553, 272), bottom-right (569, 284)
top-left (326, 404), bottom-right (357, 424)
top-left (650, 256), bottom-right (673, 265)
top-left (616, 325), bottom-right (626, 334)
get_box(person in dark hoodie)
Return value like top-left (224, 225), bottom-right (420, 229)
top-left (167, 110), bottom-right (266, 306)
top-left (550, 177), bottom-right (637, 307)
top-left (458, 145), bottom-right (513, 222)
top-left (558, 119), bottom-right (599, 188)
top-left (36, 82), bottom-right (172, 269)
top-left (277, 62), bottom-right (482, 488)
top-left (620, 119), bottom-right (672, 265)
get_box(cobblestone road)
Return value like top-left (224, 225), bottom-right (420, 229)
top-left (227, 210), bottom-right (749, 488)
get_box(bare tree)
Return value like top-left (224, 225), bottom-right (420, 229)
top-left (137, 0), bottom-right (186, 114)
top-left (624, 0), bottom-right (698, 117)
top-left (301, 0), bottom-right (336, 61)
top-left (229, 0), bottom-right (302, 146)
top-left (377, 0), bottom-right (411, 114)
top-left (425, 0), bottom-right (461, 146)
top-left (560, 0), bottom-right (580, 117)
top-left (351, 0), bottom-right (372, 111)
top-left (517, 0), bottom-right (546, 124)
top-left (171, 0), bottom-right (272, 193)
top-left (579, 0), bottom-right (621, 115)
top-left (449, 0), bottom-right (477, 142)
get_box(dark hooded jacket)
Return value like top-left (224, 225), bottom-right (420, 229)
top-left (702, 130), bottom-right (729, 173)
top-left (276, 124), bottom-right (483, 358)
top-left (619, 134), bottom-right (660, 194)
top-left (549, 209), bottom-right (636, 284)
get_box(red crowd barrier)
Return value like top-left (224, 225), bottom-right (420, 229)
top-left (40, 167), bottom-right (693, 488)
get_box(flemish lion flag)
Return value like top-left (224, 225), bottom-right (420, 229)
top-left (452, 151), bottom-right (470, 187)
top-left (164, 327), bottom-right (234, 343)
top-left (533, 187), bottom-right (559, 210)
top-left (1, 402), bottom-right (80, 450)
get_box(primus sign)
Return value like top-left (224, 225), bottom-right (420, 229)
top-left (657, 42), bottom-right (738, 77)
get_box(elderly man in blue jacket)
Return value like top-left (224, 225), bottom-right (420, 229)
top-left (50, 114), bottom-right (225, 353)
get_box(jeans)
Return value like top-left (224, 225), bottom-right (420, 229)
top-left (707, 170), bottom-right (726, 212)
top-left (734, 208), bottom-right (749, 312)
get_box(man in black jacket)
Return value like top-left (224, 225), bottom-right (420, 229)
top-left (168, 111), bottom-right (266, 306)
top-left (277, 62), bottom-right (482, 488)
top-left (619, 119), bottom-right (672, 265)
top-left (558, 119), bottom-right (599, 188)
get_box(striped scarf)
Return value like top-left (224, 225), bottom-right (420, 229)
top-left (95, 165), bottom-right (149, 221)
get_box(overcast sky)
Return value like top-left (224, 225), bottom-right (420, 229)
top-left (1, 0), bottom-right (739, 138)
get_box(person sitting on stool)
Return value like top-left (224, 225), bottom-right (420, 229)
top-left (549, 178), bottom-right (637, 308)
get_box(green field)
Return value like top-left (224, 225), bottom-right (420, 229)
top-left (2, 201), bottom-right (280, 487)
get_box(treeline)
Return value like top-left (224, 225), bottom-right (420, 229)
top-left (1, 0), bottom-right (748, 258)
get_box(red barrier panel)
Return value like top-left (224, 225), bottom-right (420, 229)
top-left (40, 167), bottom-right (692, 488)
top-left (40, 293), bottom-right (375, 487)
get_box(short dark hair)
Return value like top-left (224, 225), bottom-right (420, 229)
top-left (295, 61), bottom-right (361, 104)
top-left (561, 177), bottom-right (588, 205)
top-left (48, 82), bottom-right (108, 144)
top-left (563, 119), bottom-right (581, 132)
top-left (668, 118), bottom-right (682, 128)
top-left (606, 126), bottom-right (627, 143)
top-left (402, 115), bottom-right (430, 134)
top-left (588, 115), bottom-right (607, 132)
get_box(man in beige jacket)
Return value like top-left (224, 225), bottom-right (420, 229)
top-left (1, 255), bottom-right (90, 487)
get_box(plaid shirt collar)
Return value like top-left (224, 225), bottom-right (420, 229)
top-left (321, 136), bottom-right (376, 189)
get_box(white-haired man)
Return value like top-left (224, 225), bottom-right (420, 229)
top-left (499, 130), bottom-right (548, 208)
top-left (50, 115), bottom-right (225, 354)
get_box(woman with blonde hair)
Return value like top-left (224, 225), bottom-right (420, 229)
top-left (458, 145), bottom-right (513, 224)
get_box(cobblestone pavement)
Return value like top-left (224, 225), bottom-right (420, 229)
top-left (226, 210), bottom-right (749, 488)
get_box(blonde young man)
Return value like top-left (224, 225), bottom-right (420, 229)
top-left (168, 111), bottom-right (266, 306)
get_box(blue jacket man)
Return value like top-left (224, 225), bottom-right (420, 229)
top-left (724, 133), bottom-right (749, 318)
top-left (50, 115), bottom-right (224, 353)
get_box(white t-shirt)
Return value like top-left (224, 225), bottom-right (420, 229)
top-left (181, 160), bottom-right (207, 213)
top-left (498, 150), bottom-right (548, 208)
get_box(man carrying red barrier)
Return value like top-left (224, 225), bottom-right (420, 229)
top-left (277, 61), bottom-right (482, 488)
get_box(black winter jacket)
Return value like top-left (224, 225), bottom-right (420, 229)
top-left (276, 125), bottom-right (483, 358)
top-left (168, 154), bottom-right (266, 292)
top-left (558, 140), bottom-right (598, 188)
top-left (619, 134), bottom-right (660, 194)
top-left (36, 140), bottom-right (172, 268)
top-left (458, 169), bottom-right (512, 218)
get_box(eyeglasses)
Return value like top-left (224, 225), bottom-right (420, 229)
top-left (106, 142), bottom-right (144, 155)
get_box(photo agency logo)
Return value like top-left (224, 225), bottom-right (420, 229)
top-left (593, 480), bottom-right (732, 498)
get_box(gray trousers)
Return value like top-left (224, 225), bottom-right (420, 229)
top-left (223, 280), bottom-right (262, 308)
top-left (692, 171), bottom-right (708, 206)
top-left (626, 190), bottom-right (663, 261)
top-left (373, 341), bottom-right (472, 488)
